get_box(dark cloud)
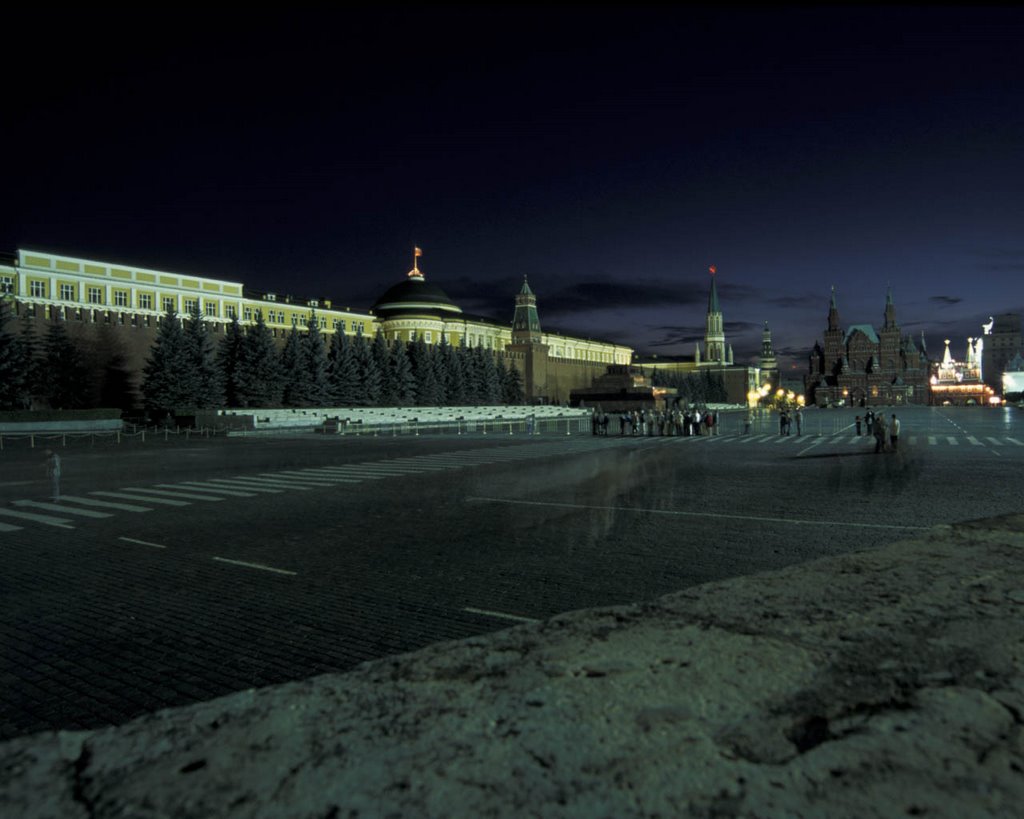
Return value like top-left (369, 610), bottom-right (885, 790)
top-left (765, 293), bottom-right (824, 309)
top-left (538, 280), bottom-right (709, 315)
top-left (929, 295), bottom-right (962, 306)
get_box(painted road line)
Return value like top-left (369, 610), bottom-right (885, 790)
top-left (119, 487), bottom-right (225, 502)
top-left (268, 471), bottom-right (351, 482)
top-left (0, 508), bottom-right (75, 528)
top-left (466, 496), bottom-right (933, 532)
top-left (463, 606), bottom-right (541, 624)
top-left (986, 437), bottom-right (1003, 446)
top-left (947, 437), bottom-right (959, 445)
top-left (1007, 437), bottom-right (1023, 446)
top-left (275, 471), bottom-right (362, 484)
top-left (168, 482), bottom-right (258, 497)
top-left (908, 436), bottom-right (918, 446)
top-left (91, 491), bottom-right (191, 507)
top-left (0, 520), bottom-right (23, 531)
top-left (118, 536), bottom-right (167, 549)
top-left (231, 477), bottom-right (311, 491)
top-left (195, 479), bottom-right (283, 494)
top-left (796, 439), bottom-right (825, 457)
top-left (315, 465), bottom-right (410, 475)
top-left (967, 436), bottom-right (983, 446)
top-left (12, 500), bottom-right (112, 518)
top-left (0, 481), bottom-right (34, 488)
top-left (929, 436), bottom-right (938, 445)
top-left (256, 474), bottom-right (337, 487)
top-left (850, 436), bottom-right (862, 444)
top-left (58, 495), bottom-right (152, 512)
top-left (211, 556), bottom-right (296, 576)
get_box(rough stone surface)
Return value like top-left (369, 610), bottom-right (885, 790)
top-left (2, 515), bottom-right (1023, 818)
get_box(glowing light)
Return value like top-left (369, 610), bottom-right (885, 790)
top-left (709, 265), bottom-right (717, 275)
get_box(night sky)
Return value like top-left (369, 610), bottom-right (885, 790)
top-left (3, 6), bottom-right (1023, 372)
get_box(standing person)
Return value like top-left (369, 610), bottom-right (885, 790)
top-left (45, 449), bottom-right (62, 502)
top-left (855, 415), bottom-right (862, 435)
top-left (873, 412), bottom-right (887, 453)
top-left (795, 408), bottom-right (803, 436)
top-left (779, 409), bottom-right (786, 436)
top-left (890, 413), bottom-right (901, 451)
top-left (865, 409), bottom-right (874, 436)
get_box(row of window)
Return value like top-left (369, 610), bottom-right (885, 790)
top-left (11, 280), bottom-right (372, 331)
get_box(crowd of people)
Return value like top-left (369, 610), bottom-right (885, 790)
top-left (591, 407), bottom-right (720, 437)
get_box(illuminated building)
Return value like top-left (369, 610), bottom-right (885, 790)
top-left (634, 270), bottom-right (770, 405)
top-left (929, 337), bottom-right (995, 406)
top-left (980, 313), bottom-right (1023, 394)
top-left (805, 286), bottom-right (929, 407)
top-left (0, 248), bottom-right (632, 404)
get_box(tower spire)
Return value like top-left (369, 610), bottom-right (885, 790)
top-left (408, 246), bottom-right (424, 279)
top-left (703, 265), bottom-right (725, 363)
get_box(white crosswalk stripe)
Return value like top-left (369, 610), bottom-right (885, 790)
top-left (229, 477), bottom-right (311, 491)
top-left (0, 520), bottom-right (23, 532)
top-left (13, 500), bottom-right (112, 518)
top-left (197, 479), bottom-right (283, 493)
top-left (986, 437), bottom-right (1003, 446)
top-left (258, 473), bottom-right (341, 486)
top-left (0, 508), bottom-right (75, 528)
top-left (929, 436), bottom-right (937, 445)
top-left (91, 490), bottom-right (191, 506)
top-left (119, 487), bottom-right (225, 502)
top-left (967, 436), bottom-right (983, 446)
top-left (170, 482), bottom-right (259, 497)
top-left (274, 470), bottom-right (361, 484)
top-left (58, 495), bottom-right (152, 512)
top-left (947, 437), bottom-right (959, 445)
top-left (1007, 437), bottom-right (1023, 446)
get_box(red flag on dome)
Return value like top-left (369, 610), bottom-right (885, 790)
top-left (709, 265), bottom-right (717, 275)
top-left (414, 247), bottom-right (423, 257)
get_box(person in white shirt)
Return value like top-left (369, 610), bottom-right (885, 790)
top-left (890, 414), bottom-right (901, 452)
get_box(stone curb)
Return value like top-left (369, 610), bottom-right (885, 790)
top-left (2, 516), bottom-right (1023, 818)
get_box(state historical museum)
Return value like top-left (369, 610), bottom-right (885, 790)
top-left (805, 288), bottom-right (929, 407)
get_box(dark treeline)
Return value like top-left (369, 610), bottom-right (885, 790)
top-left (0, 302), bottom-right (526, 414)
top-left (649, 367), bottom-right (728, 404)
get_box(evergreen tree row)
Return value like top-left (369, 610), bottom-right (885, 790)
top-left (649, 367), bottom-right (728, 403)
top-left (141, 308), bottom-right (526, 413)
top-left (1, 302), bottom-right (527, 414)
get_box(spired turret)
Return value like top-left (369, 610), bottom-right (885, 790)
top-left (759, 320), bottom-right (777, 371)
top-left (511, 276), bottom-right (543, 345)
top-left (703, 268), bottom-right (726, 364)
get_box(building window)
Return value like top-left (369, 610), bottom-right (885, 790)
top-left (243, 307), bottom-right (252, 321)
top-left (206, 303), bottom-right (217, 317)
top-left (60, 284), bottom-right (76, 300)
top-left (226, 306), bottom-right (236, 319)
top-left (114, 291), bottom-right (129, 307)
top-left (138, 294), bottom-right (153, 310)
top-left (162, 297), bottom-right (175, 313)
top-left (0, 276), bottom-right (12, 294)
top-left (184, 299), bottom-right (198, 314)
top-left (425, 331), bottom-right (432, 343)
top-left (319, 317), bottom-right (326, 329)
top-left (338, 319), bottom-right (345, 331)
top-left (88, 287), bottom-right (103, 304)
top-left (30, 281), bottom-right (47, 298)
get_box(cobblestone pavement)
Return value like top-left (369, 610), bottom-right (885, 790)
top-left (1, 406), bottom-right (1020, 740)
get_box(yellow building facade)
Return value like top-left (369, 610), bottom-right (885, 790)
top-left (1, 249), bottom-right (632, 403)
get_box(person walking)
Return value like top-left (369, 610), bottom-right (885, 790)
top-left (795, 408), bottom-right (803, 436)
top-left (855, 415), bottom-right (862, 435)
top-left (45, 449), bottom-right (62, 502)
top-left (873, 412), bottom-right (887, 453)
top-left (890, 413), bottom-right (901, 451)
top-left (865, 410), bottom-right (874, 436)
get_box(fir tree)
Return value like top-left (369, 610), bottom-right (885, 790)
top-left (478, 344), bottom-right (502, 404)
top-left (409, 335), bottom-right (441, 406)
top-left (279, 326), bottom-right (307, 406)
top-left (327, 329), bottom-right (361, 405)
top-left (433, 333), bottom-right (452, 406)
top-left (446, 342), bottom-right (468, 406)
top-left (390, 338), bottom-right (416, 406)
top-left (372, 330), bottom-right (396, 405)
top-left (100, 351), bottom-right (137, 412)
top-left (15, 313), bottom-right (43, 409)
top-left (301, 312), bottom-right (331, 406)
top-left (238, 310), bottom-right (283, 407)
top-left (0, 299), bottom-right (25, 409)
top-left (183, 303), bottom-right (224, 408)
top-left (41, 321), bottom-right (89, 409)
top-left (217, 316), bottom-right (246, 407)
top-left (501, 357), bottom-right (525, 404)
top-left (462, 343), bottom-right (483, 404)
top-left (352, 332), bottom-right (381, 406)
top-left (142, 311), bottom-right (190, 413)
